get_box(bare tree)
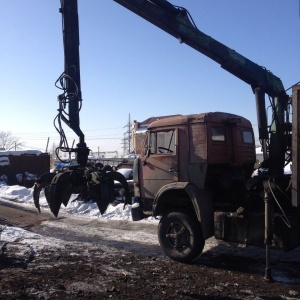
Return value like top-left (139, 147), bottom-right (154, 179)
top-left (51, 141), bottom-right (58, 159)
top-left (0, 131), bottom-right (24, 150)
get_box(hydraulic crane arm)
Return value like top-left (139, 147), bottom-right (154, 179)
top-left (114, 0), bottom-right (286, 98)
top-left (57, 0), bottom-right (89, 166)
top-left (60, 0), bottom-right (82, 139)
top-left (33, 0), bottom-right (131, 218)
top-left (114, 0), bottom-right (290, 174)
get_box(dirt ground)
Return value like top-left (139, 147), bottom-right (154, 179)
top-left (0, 200), bottom-right (300, 300)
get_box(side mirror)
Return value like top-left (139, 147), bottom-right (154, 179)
top-left (142, 148), bottom-right (151, 166)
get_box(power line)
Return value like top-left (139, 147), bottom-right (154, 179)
top-left (12, 126), bottom-right (124, 135)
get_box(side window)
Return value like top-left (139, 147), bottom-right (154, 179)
top-left (211, 127), bottom-right (226, 141)
top-left (148, 129), bottom-right (175, 154)
top-left (157, 130), bottom-right (175, 154)
top-left (142, 132), bottom-right (156, 155)
top-left (243, 130), bottom-right (253, 144)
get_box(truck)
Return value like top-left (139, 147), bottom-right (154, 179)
top-left (33, 0), bottom-right (300, 279)
top-left (132, 112), bottom-right (256, 254)
top-left (131, 109), bottom-right (298, 266)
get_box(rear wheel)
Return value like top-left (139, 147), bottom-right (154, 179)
top-left (158, 210), bottom-right (205, 262)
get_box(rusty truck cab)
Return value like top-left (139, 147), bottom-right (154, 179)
top-left (134, 112), bottom-right (256, 218)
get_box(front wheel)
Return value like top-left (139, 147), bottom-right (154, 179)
top-left (158, 210), bottom-right (205, 263)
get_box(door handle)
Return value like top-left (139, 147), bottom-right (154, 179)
top-left (169, 168), bottom-right (177, 173)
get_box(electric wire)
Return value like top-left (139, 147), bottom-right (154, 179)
top-left (285, 80), bottom-right (300, 92)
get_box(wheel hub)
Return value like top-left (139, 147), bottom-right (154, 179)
top-left (166, 222), bottom-right (189, 250)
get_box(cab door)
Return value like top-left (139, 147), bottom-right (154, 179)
top-left (139, 128), bottom-right (178, 199)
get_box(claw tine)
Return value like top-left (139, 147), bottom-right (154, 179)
top-left (88, 171), bottom-right (115, 214)
top-left (99, 183), bottom-right (109, 214)
top-left (89, 182), bottom-right (110, 214)
top-left (33, 173), bottom-right (56, 213)
top-left (33, 183), bottom-right (42, 213)
top-left (107, 171), bottom-right (131, 205)
top-left (48, 171), bottom-right (73, 217)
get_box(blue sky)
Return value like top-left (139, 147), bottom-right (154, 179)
top-left (0, 0), bottom-right (299, 155)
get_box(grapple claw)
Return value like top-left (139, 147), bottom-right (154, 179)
top-left (48, 171), bottom-right (74, 217)
top-left (33, 172), bottom-right (57, 213)
top-left (33, 170), bottom-right (79, 217)
top-left (86, 171), bottom-right (113, 214)
top-left (33, 166), bottom-right (130, 217)
top-left (88, 170), bottom-right (130, 214)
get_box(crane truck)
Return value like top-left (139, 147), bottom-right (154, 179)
top-left (34, 0), bottom-right (300, 280)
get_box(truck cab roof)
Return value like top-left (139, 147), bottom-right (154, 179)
top-left (148, 112), bottom-right (252, 130)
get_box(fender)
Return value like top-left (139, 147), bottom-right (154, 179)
top-left (153, 182), bottom-right (214, 239)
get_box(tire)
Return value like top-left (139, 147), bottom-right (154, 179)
top-left (158, 210), bottom-right (205, 263)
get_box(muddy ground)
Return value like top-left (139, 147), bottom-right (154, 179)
top-left (0, 200), bottom-right (299, 299)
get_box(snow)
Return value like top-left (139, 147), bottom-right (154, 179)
top-left (0, 181), bottom-right (158, 241)
top-left (0, 150), bottom-right (43, 167)
top-left (1, 225), bottom-right (41, 243)
top-left (0, 182), bottom-right (156, 222)
top-left (0, 181), bottom-right (158, 257)
top-left (0, 184), bottom-right (32, 202)
top-left (0, 150), bottom-right (42, 156)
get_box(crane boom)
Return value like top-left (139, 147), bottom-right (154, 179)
top-left (114, 0), bottom-right (290, 174)
top-left (115, 0), bottom-right (285, 98)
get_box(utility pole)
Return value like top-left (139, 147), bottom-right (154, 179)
top-left (122, 113), bottom-right (132, 156)
top-left (45, 137), bottom-right (50, 153)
